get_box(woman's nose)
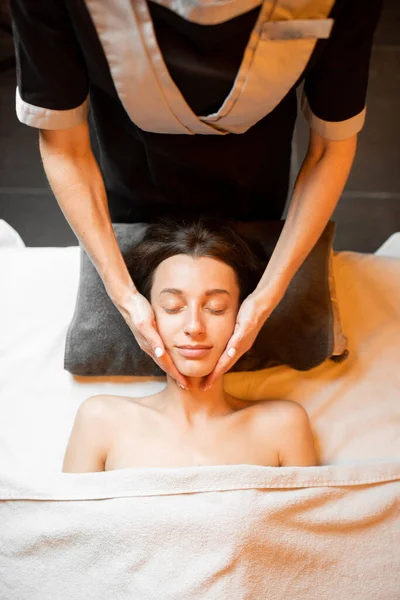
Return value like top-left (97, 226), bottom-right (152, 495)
top-left (183, 308), bottom-right (205, 337)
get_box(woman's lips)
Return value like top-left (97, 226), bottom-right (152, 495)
top-left (176, 346), bottom-right (212, 359)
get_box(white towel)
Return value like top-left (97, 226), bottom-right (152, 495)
top-left (1, 461), bottom-right (399, 600)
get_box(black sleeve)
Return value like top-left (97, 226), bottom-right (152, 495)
top-left (10, 0), bottom-right (89, 129)
top-left (301, 0), bottom-right (384, 140)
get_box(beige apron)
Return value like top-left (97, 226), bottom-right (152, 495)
top-left (84, 0), bottom-right (335, 134)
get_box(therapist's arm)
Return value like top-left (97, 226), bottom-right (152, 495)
top-left (39, 123), bottom-right (134, 301)
top-left (255, 129), bottom-right (357, 296)
top-left (39, 122), bottom-right (188, 388)
top-left (202, 130), bottom-right (357, 390)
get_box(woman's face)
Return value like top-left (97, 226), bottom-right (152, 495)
top-left (150, 255), bottom-right (240, 378)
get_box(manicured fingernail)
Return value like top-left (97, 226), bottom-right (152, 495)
top-left (227, 348), bottom-right (236, 358)
top-left (155, 347), bottom-right (163, 358)
top-left (178, 383), bottom-right (185, 390)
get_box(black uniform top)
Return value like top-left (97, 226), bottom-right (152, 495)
top-left (10, 0), bottom-right (382, 222)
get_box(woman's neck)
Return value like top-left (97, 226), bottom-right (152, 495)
top-left (160, 375), bottom-right (233, 428)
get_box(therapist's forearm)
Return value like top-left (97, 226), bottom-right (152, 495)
top-left (254, 131), bottom-right (357, 304)
top-left (39, 143), bottom-right (137, 303)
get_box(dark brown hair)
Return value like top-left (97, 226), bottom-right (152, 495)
top-left (124, 218), bottom-right (264, 303)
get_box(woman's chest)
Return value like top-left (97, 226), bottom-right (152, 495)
top-left (105, 410), bottom-right (279, 470)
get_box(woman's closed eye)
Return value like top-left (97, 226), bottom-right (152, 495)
top-left (162, 305), bottom-right (227, 315)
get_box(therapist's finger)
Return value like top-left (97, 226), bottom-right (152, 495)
top-left (147, 334), bottom-right (190, 389)
top-left (117, 290), bottom-right (189, 388)
top-left (159, 351), bottom-right (190, 390)
top-left (201, 332), bottom-right (243, 391)
top-left (138, 326), bottom-right (190, 389)
top-left (202, 292), bottom-right (269, 391)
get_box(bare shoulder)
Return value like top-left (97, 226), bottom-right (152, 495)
top-left (62, 395), bottom-right (117, 473)
top-left (249, 399), bottom-right (309, 422)
top-left (78, 394), bottom-right (117, 418)
top-left (78, 393), bottom-right (157, 421)
top-left (252, 399), bottom-right (314, 437)
top-left (76, 394), bottom-right (130, 426)
top-left (249, 399), bottom-right (318, 467)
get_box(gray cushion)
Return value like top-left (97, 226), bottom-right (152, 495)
top-left (64, 221), bottom-right (349, 376)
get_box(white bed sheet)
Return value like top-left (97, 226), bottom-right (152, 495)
top-left (0, 224), bottom-right (400, 475)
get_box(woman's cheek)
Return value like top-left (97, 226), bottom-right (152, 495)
top-left (153, 310), bottom-right (171, 340)
top-left (213, 314), bottom-right (236, 348)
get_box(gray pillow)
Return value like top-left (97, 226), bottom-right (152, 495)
top-left (64, 221), bottom-right (349, 376)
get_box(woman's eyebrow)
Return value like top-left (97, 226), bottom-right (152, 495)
top-left (159, 288), bottom-right (231, 297)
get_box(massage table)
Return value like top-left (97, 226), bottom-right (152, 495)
top-left (0, 220), bottom-right (399, 599)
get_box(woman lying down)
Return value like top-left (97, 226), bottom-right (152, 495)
top-left (63, 219), bottom-right (318, 472)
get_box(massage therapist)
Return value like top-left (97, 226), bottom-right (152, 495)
top-left (10, 0), bottom-right (382, 389)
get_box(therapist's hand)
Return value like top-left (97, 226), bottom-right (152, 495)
top-left (116, 291), bottom-right (190, 390)
top-left (200, 286), bottom-right (285, 391)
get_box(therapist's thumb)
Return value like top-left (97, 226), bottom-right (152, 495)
top-left (122, 291), bottom-right (165, 358)
top-left (143, 327), bottom-right (165, 359)
top-left (153, 343), bottom-right (164, 359)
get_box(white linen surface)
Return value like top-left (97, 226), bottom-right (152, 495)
top-left (0, 224), bottom-right (400, 599)
top-left (0, 219), bottom-right (25, 248)
top-left (0, 238), bottom-right (399, 472)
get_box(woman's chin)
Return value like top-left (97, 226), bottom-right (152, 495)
top-left (173, 357), bottom-right (217, 379)
top-left (178, 366), bottom-right (214, 379)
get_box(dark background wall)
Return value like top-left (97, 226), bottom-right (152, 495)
top-left (0, 0), bottom-right (399, 251)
